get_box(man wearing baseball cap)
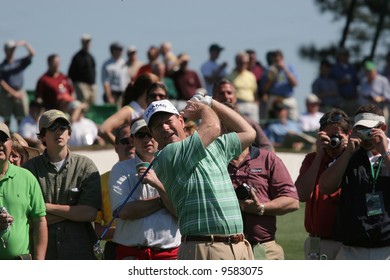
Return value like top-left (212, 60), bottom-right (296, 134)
top-left (0, 122), bottom-right (47, 260)
top-left (201, 43), bottom-right (227, 96)
top-left (108, 117), bottom-right (180, 259)
top-left (0, 39), bottom-right (35, 127)
top-left (144, 93), bottom-right (256, 260)
top-left (319, 104), bottom-right (390, 259)
top-left (23, 109), bottom-right (102, 259)
top-left (68, 33), bottom-right (97, 105)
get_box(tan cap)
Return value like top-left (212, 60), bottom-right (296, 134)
top-left (4, 40), bottom-right (16, 50)
top-left (128, 45), bottom-right (137, 53)
top-left (130, 119), bottom-right (148, 135)
top-left (39, 109), bottom-right (70, 131)
top-left (306, 93), bottom-right (321, 104)
top-left (0, 123), bottom-right (10, 138)
top-left (81, 33), bottom-right (92, 41)
top-left (353, 113), bottom-right (385, 128)
top-left (12, 132), bottom-right (40, 159)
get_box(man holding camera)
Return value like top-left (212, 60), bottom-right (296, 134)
top-left (228, 145), bottom-right (299, 259)
top-left (319, 104), bottom-right (390, 259)
top-left (295, 109), bottom-right (351, 259)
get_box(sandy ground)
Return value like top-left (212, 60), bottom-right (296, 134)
top-left (77, 149), bottom-right (306, 182)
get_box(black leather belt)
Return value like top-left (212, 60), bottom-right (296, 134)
top-left (181, 234), bottom-right (244, 244)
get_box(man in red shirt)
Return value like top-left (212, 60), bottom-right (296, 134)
top-left (295, 109), bottom-right (351, 259)
top-left (35, 54), bottom-right (74, 111)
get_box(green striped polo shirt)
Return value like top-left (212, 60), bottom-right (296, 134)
top-left (154, 131), bottom-right (243, 236)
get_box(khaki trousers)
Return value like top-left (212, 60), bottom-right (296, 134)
top-left (178, 239), bottom-right (254, 260)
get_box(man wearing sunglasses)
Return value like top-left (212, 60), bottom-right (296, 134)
top-left (23, 109), bottom-right (101, 259)
top-left (94, 124), bottom-right (135, 259)
top-left (295, 109), bottom-right (351, 260)
top-left (319, 104), bottom-right (390, 259)
top-left (108, 118), bottom-right (180, 260)
top-left (0, 122), bottom-right (47, 260)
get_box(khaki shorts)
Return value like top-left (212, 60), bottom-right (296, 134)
top-left (73, 82), bottom-right (97, 105)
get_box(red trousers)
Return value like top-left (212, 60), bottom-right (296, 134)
top-left (115, 244), bottom-right (179, 260)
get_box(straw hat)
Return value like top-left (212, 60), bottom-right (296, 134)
top-left (12, 133), bottom-right (41, 160)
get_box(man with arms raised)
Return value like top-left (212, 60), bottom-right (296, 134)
top-left (144, 93), bottom-right (256, 260)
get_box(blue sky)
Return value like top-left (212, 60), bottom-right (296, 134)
top-left (1, 0), bottom-right (344, 112)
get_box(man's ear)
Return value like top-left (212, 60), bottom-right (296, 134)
top-left (178, 115), bottom-right (185, 127)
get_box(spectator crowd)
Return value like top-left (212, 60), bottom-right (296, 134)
top-left (1, 35), bottom-right (390, 260)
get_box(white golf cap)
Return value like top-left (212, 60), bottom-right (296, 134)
top-left (144, 100), bottom-right (180, 125)
top-left (81, 33), bottom-right (92, 41)
top-left (4, 40), bottom-right (16, 50)
top-left (353, 113), bottom-right (385, 128)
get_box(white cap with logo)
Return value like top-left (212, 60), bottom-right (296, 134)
top-left (144, 100), bottom-right (180, 125)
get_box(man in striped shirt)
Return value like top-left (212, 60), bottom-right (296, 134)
top-left (144, 95), bottom-right (256, 260)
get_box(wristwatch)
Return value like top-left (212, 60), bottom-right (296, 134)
top-left (257, 203), bottom-right (265, 216)
top-left (382, 150), bottom-right (390, 158)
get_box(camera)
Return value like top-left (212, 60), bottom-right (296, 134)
top-left (357, 128), bottom-right (372, 141)
top-left (329, 134), bottom-right (341, 149)
top-left (235, 183), bottom-right (251, 200)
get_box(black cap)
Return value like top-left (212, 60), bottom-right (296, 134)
top-left (110, 42), bottom-right (123, 51)
top-left (209, 44), bottom-right (224, 52)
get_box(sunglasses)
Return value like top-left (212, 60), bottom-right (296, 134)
top-left (0, 134), bottom-right (9, 143)
top-left (48, 123), bottom-right (69, 132)
top-left (134, 131), bottom-right (152, 139)
top-left (319, 113), bottom-right (347, 127)
top-left (118, 137), bottom-right (131, 145)
top-left (148, 93), bottom-right (167, 100)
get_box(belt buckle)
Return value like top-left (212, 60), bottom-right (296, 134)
top-left (227, 235), bottom-right (232, 244)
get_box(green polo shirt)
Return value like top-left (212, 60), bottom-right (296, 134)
top-left (0, 163), bottom-right (46, 260)
top-left (154, 131), bottom-right (243, 236)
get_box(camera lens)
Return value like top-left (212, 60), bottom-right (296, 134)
top-left (329, 136), bottom-right (341, 148)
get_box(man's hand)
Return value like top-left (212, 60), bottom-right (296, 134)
top-left (190, 88), bottom-right (212, 107)
top-left (238, 188), bottom-right (262, 214)
top-left (182, 100), bottom-right (209, 120)
top-left (370, 128), bottom-right (389, 155)
top-left (0, 211), bottom-right (14, 230)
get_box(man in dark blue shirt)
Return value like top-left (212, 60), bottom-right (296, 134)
top-left (0, 40), bottom-right (35, 127)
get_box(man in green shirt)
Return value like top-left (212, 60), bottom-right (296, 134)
top-left (0, 122), bottom-right (47, 260)
top-left (144, 94), bottom-right (256, 260)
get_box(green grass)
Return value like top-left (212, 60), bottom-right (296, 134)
top-left (276, 202), bottom-right (306, 260)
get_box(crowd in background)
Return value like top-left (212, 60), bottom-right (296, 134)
top-left (2, 35), bottom-right (390, 150)
top-left (1, 35), bottom-right (390, 261)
